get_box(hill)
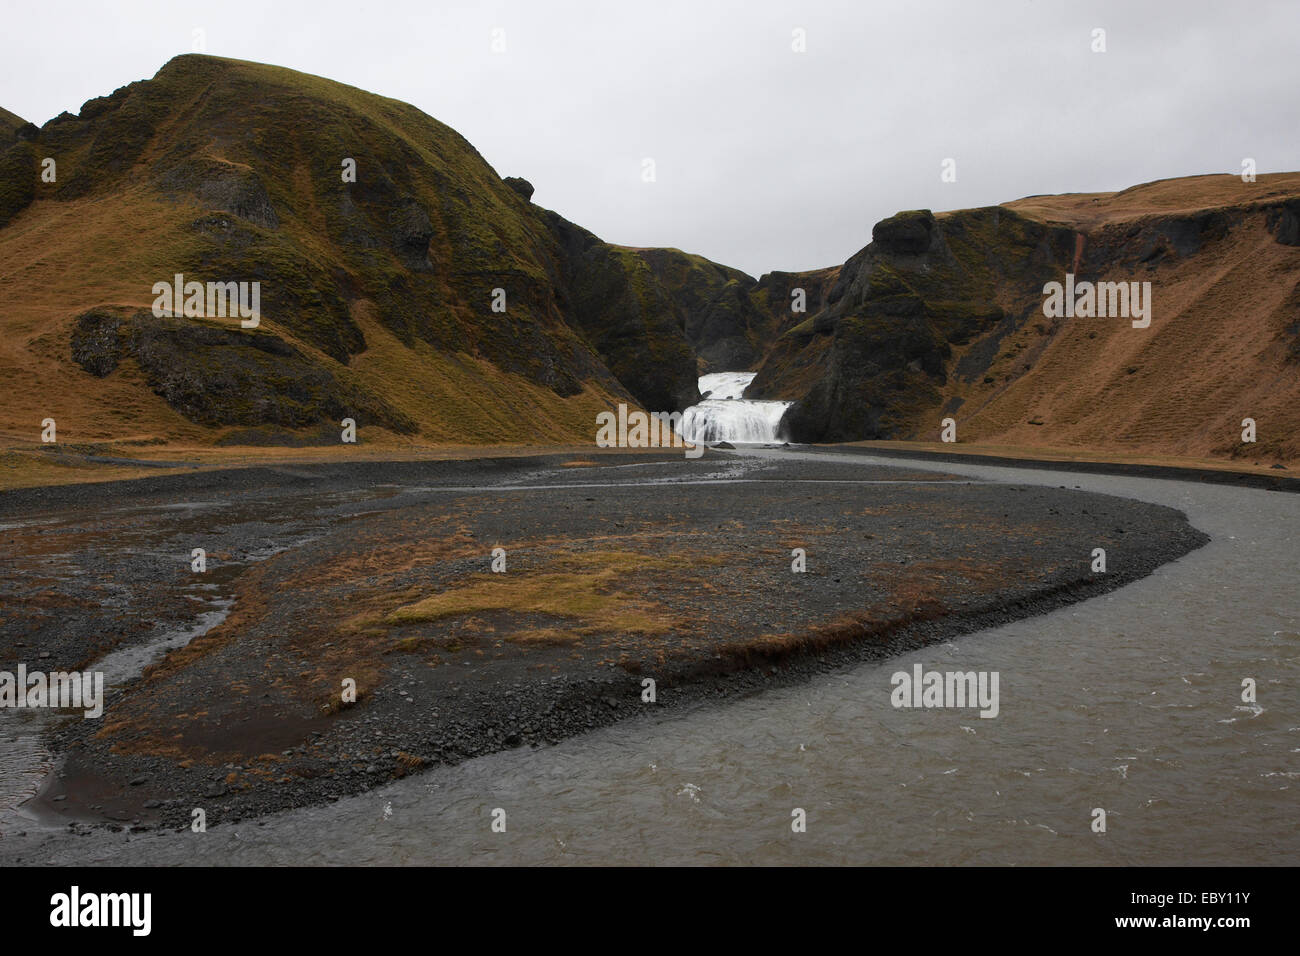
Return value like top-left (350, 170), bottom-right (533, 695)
top-left (4, 59), bottom-right (1294, 470)
top-left (0, 56), bottom-right (723, 451)
top-left (753, 173), bottom-right (1300, 465)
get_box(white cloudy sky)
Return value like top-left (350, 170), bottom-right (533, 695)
top-left (4, 0), bottom-right (1297, 276)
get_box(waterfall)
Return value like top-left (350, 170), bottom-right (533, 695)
top-left (680, 372), bottom-right (791, 444)
top-left (696, 371), bottom-right (757, 401)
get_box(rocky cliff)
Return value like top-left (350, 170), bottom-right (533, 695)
top-left (753, 174), bottom-right (1300, 464)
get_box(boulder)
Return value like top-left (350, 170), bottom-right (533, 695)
top-left (504, 176), bottom-right (534, 201)
top-left (871, 209), bottom-right (936, 255)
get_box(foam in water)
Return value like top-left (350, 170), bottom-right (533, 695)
top-left (682, 372), bottom-right (791, 444)
top-left (698, 371), bottom-right (756, 401)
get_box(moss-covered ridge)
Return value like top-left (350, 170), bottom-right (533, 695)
top-left (757, 177), bottom-right (1300, 461)
top-left (0, 55), bottom-right (723, 443)
top-left (538, 212), bottom-right (701, 411)
top-left (768, 206), bottom-right (1074, 441)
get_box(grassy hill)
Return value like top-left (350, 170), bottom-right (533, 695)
top-left (0, 106), bottom-right (26, 141)
top-left (0, 55), bottom-right (718, 453)
top-left (754, 173), bottom-right (1300, 466)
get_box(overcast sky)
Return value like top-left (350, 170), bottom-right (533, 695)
top-left (4, 0), bottom-right (1297, 277)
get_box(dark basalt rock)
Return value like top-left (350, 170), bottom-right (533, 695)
top-left (540, 209), bottom-right (701, 412)
top-left (389, 196), bottom-right (434, 265)
top-left (760, 207), bottom-right (1063, 443)
top-left (154, 157), bottom-right (280, 229)
top-left (1266, 199), bottom-right (1300, 246)
top-left (69, 308), bottom-right (416, 435)
top-left (70, 308), bottom-right (127, 377)
top-left (871, 209), bottom-right (936, 255)
top-left (0, 141), bottom-right (37, 227)
top-left (504, 176), bottom-right (534, 201)
top-left (631, 247), bottom-right (771, 374)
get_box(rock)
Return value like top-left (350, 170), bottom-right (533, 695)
top-left (871, 209), bottom-right (935, 255)
top-left (154, 157), bottom-right (280, 229)
top-left (70, 309), bottom-right (126, 377)
top-left (1266, 199), bottom-right (1300, 246)
top-left (71, 309), bottom-right (416, 436)
top-left (389, 196), bottom-right (435, 265)
top-left (504, 176), bottom-right (534, 201)
top-left (129, 775), bottom-right (149, 786)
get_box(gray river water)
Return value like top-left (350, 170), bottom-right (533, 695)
top-left (2, 449), bottom-right (1296, 865)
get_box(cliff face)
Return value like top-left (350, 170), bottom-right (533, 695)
top-left (0, 56), bottom-right (718, 446)
top-left (628, 248), bottom-right (770, 374)
top-left (539, 218), bottom-right (701, 413)
top-left (755, 174), bottom-right (1300, 463)
top-left (759, 206), bottom-right (1075, 441)
top-left (0, 106), bottom-right (34, 226)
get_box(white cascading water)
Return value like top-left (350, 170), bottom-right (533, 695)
top-left (680, 372), bottom-right (792, 444)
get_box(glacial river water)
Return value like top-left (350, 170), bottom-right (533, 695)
top-left (2, 449), bottom-right (1296, 865)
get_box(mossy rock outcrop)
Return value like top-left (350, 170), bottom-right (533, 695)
top-left (631, 248), bottom-right (773, 373)
top-left (71, 307), bottom-right (415, 434)
top-left (759, 207), bottom-right (1074, 442)
top-left (541, 211), bottom-right (700, 411)
top-left (153, 157), bottom-right (281, 229)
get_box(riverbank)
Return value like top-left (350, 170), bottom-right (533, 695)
top-left (844, 441), bottom-right (1300, 492)
top-left (1, 450), bottom-right (1209, 835)
top-left (3, 434), bottom-right (1294, 494)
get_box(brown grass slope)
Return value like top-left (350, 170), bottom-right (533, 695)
top-left (0, 56), bottom-right (711, 452)
top-left (759, 173), bottom-right (1300, 466)
top-left (970, 174), bottom-right (1300, 464)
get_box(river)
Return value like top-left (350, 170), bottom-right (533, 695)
top-left (1, 448), bottom-right (1295, 865)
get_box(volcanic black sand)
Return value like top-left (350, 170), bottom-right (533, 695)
top-left (0, 449), bottom-right (1209, 833)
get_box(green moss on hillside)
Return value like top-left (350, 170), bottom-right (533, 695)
top-left (632, 247), bottom-right (771, 372)
top-left (762, 206), bottom-right (1074, 441)
top-left (2, 55), bottom-right (714, 442)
